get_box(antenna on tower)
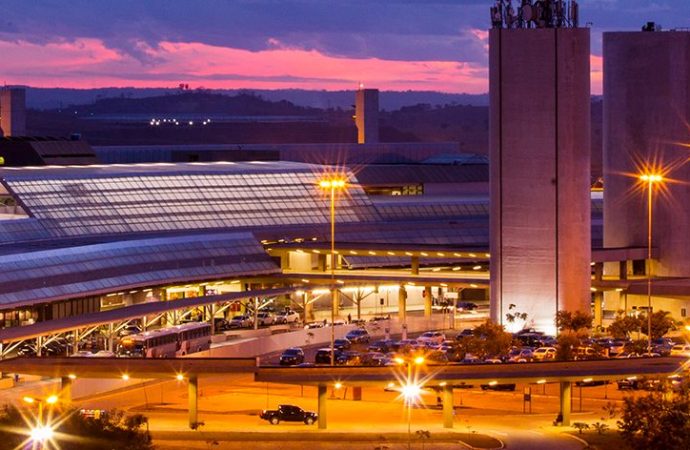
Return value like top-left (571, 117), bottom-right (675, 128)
top-left (490, 0), bottom-right (579, 29)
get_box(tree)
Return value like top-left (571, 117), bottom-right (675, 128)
top-left (456, 320), bottom-right (514, 360)
top-left (638, 310), bottom-right (675, 340)
top-left (618, 392), bottom-right (690, 450)
top-left (505, 304), bottom-right (529, 330)
top-left (556, 310), bottom-right (593, 333)
top-left (607, 311), bottom-right (643, 339)
top-left (591, 422), bottom-right (609, 435)
top-left (0, 405), bottom-right (153, 450)
top-left (555, 331), bottom-right (580, 361)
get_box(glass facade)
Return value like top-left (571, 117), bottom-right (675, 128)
top-left (1, 163), bottom-right (379, 238)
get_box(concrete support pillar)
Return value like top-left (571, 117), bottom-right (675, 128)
top-left (36, 336), bottom-right (42, 357)
top-left (188, 376), bottom-right (198, 429)
top-left (352, 386), bottom-right (362, 401)
top-left (209, 303), bottom-right (216, 335)
top-left (318, 384), bottom-right (328, 429)
top-left (332, 288), bottom-right (340, 317)
top-left (108, 323), bottom-right (115, 351)
top-left (61, 377), bottom-right (73, 403)
top-left (253, 297), bottom-right (259, 330)
top-left (304, 294), bottom-right (314, 322)
top-left (559, 381), bottom-right (572, 427)
top-left (318, 254), bottom-right (327, 272)
top-left (72, 329), bottom-right (80, 355)
top-left (424, 286), bottom-right (433, 318)
top-left (398, 287), bottom-right (407, 340)
top-left (411, 256), bottom-right (420, 275)
top-left (593, 292), bottom-right (604, 328)
top-left (442, 385), bottom-right (454, 428)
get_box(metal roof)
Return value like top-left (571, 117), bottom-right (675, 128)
top-left (0, 162), bottom-right (379, 238)
top-left (0, 232), bottom-right (279, 309)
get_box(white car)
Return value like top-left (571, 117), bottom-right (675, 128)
top-left (256, 312), bottom-right (275, 326)
top-left (275, 310), bottom-right (300, 324)
top-left (416, 331), bottom-right (446, 345)
top-left (532, 347), bottom-right (557, 361)
top-left (670, 344), bottom-right (690, 357)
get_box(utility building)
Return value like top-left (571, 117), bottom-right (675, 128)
top-left (489, 1), bottom-right (591, 334)
top-left (355, 88), bottom-right (379, 144)
top-left (603, 30), bottom-right (690, 315)
top-left (0, 88), bottom-right (27, 137)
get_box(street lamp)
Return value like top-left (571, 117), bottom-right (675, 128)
top-left (396, 356), bottom-right (425, 450)
top-left (24, 395), bottom-right (58, 449)
top-left (319, 176), bottom-right (347, 366)
top-left (639, 172), bottom-right (663, 352)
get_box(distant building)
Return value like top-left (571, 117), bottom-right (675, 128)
top-left (603, 30), bottom-right (690, 318)
top-left (0, 136), bottom-right (98, 166)
top-left (0, 88), bottom-right (26, 137)
top-left (355, 88), bottom-right (379, 144)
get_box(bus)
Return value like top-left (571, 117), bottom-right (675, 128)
top-left (118, 322), bottom-right (212, 358)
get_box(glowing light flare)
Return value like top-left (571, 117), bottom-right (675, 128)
top-left (30, 425), bottom-right (54, 443)
top-left (318, 178), bottom-right (347, 189)
top-left (46, 395), bottom-right (58, 405)
top-left (176, 374), bottom-right (185, 381)
top-left (122, 374), bottom-right (130, 381)
top-left (639, 173), bottom-right (664, 183)
top-left (401, 383), bottom-right (422, 403)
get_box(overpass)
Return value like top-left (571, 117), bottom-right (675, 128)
top-left (1, 356), bottom-right (685, 429)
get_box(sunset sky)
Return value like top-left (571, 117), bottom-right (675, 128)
top-left (1, 0), bottom-right (688, 94)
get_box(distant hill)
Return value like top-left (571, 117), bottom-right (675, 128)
top-left (19, 86), bottom-right (489, 111)
top-left (74, 92), bottom-right (319, 116)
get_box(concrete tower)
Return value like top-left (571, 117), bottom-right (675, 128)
top-left (0, 88), bottom-right (27, 137)
top-left (604, 31), bottom-right (690, 281)
top-left (489, 5), bottom-right (591, 334)
top-left (355, 88), bottom-right (379, 144)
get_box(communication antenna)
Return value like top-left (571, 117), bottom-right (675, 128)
top-left (490, 0), bottom-right (579, 29)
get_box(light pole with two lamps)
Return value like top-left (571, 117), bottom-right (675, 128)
top-left (639, 172), bottom-right (663, 352)
top-left (23, 394), bottom-right (58, 449)
top-left (395, 355), bottom-right (425, 450)
top-left (318, 176), bottom-right (347, 366)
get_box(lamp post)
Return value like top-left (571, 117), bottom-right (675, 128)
top-left (639, 173), bottom-right (662, 352)
top-left (396, 355), bottom-right (425, 450)
top-left (24, 394), bottom-right (58, 449)
top-left (319, 177), bottom-right (347, 366)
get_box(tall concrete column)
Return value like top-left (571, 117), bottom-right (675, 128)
top-left (61, 377), bottom-right (73, 403)
top-left (352, 386), bottom-right (362, 401)
top-left (188, 376), bottom-right (198, 429)
top-left (490, 27), bottom-right (591, 335)
top-left (442, 385), bottom-right (454, 428)
top-left (318, 384), bottom-right (328, 429)
top-left (604, 32), bottom-right (690, 280)
top-left (355, 88), bottom-right (379, 144)
top-left (424, 286), bottom-right (433, 318)
top-left (593, 292), bottom-right (603, 328)
top-left (398, 287), bottom-right (407, 339)
top-left (559, 381), bottom-right (572, 426)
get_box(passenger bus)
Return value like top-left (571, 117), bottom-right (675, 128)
top-left (118, 322), bottom-right (212, 358)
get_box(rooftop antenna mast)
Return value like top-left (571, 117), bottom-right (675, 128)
top-left (491, 0), bottom-right (579, 29)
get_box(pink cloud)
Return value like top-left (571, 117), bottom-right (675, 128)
top-left (590, 54), bottom-right (603, 95)
top-left (0, 37), bottom-right (488, 93)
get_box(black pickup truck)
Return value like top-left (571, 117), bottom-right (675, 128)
top-left (260, 404), bottom-right (318, 425)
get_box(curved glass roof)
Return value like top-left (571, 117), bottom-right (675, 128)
top-left (0, 232), bottom-right (279, 308)
top-left (0, 162), bottom-right (379, 238)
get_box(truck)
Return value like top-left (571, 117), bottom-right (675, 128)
top-left (260, 404), bottom-right (317, 425)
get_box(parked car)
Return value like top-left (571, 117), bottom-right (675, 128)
top-left (416, 331), bottom-right (446, 345)
top-left (670, 344), bottom-right (690, 357)
top-left (532, 347), bottom-right (557, 361)
top-left (315, 348), bottom-right (339, 364)
top-left (304, 321), bottom-right (325, 329)
top-left (256, 312), bottom-right (275, 326)
top-left (333, 338), bottom-right (351, 350)
top-left (455, 329), bottom-right (474, 340)
top-left (260, 404), bottom-right (317, 425)
top-left (275, 310), bottom-right (300, 324)
top-left (118, 324), bottom-right (142, 337)
top-left (508, 347), bottom-right (534, 363)
top-left (368, 339), bottom-right (394, 353)
top-left (575, 379), bottom-right (609, 387)
top-left (228, 315), bottom-right (253, 328)
top-left (213, 318), bottom-right (231, 331)
top-left (92, 350), bottom-right (116, 358)
top-left (279, 347), bottom-right (305, 366)
top-left (345, 329), bottom-right (370, 344)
